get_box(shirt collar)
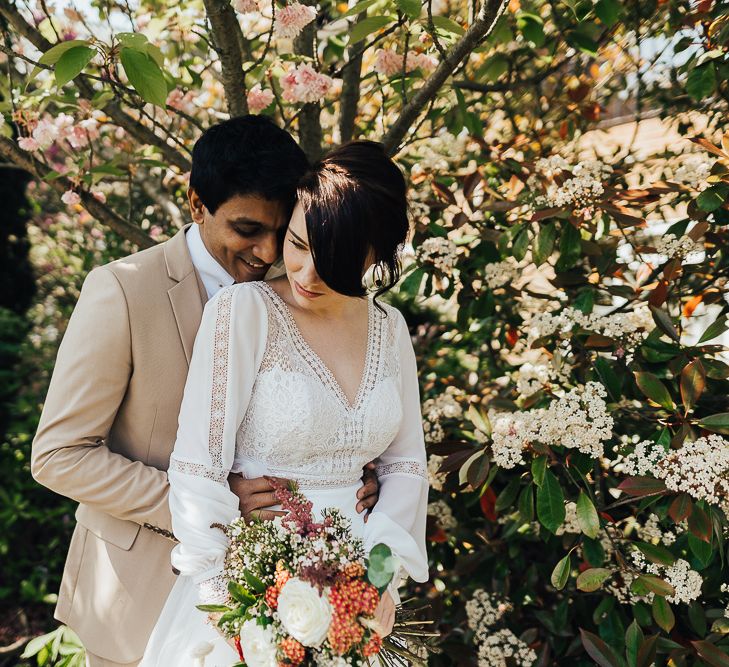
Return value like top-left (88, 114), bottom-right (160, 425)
top-left (185, 223), bottom-right (235, 299)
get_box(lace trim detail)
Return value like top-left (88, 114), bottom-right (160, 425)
top-left (169, 456), bottom-right (228, 484)
top-left (376, 459), bottom-right (426, 479)
top-left (198, 574), bottom-right (230, 605)
top-left (209, 287), bottom-right (234, 468)
top-left (267, 469), bottom-right (363, 489)
top-left (257, 283), bottom-right (379, 412)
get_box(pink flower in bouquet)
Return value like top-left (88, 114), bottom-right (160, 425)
top-left (247, 84), bottom-right (274, 113)
top-left (280, 64), bottom-right (332, 104)
top-left (18, 136), bottom-right (40, 151)
top-left (234, 0), bottom-right (258, 12)
top-left (274, 2), bottom-right (317, 39)
top-left (61, 190), bottom-right (81, 206)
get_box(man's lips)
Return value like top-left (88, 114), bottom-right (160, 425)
top-left (294, 280), bottom-right (323, 299)
top-left (239, 257), bottom-right (268, 274)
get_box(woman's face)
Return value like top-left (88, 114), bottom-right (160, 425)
top-left (283, 203), bottom-right (347, 312)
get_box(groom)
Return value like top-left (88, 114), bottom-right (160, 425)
top-left (31, 116), bottom-right (380, 667)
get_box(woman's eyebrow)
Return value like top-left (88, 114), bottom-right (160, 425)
top-left (289, 230), bottom-right (309, 246)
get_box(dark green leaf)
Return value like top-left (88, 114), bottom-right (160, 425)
top-left (697, 315), bottom-right (728, 344)
top-left (349, 16), bottom-right (395, 44)
top-left (341, 0), bottom-right (378, 18)
top-left (595, 0), bottom-right (621, 26)
top-left (556, 222), bottom-right (582, 271)
top-left (681, 359), bottom-right (706, 411)
top-left (636, 635), bottom-right (659, 667)
top-left (635, 541), bottom-right (675, 567)
top-left (625, 619), bottom-right (643, 667)
top-left (579, 628), bottom-right (624, 667)
top-left (39, 40), bottom-right (92, 66)
top-left (634, 372), bottom-right (674, 410)
top-left (395, 0), bottom-right (421, 19)
top-left (120, 47), bottom-right (168, 107)
top-left (576, 567), bottom-right (612, 592)
top-left (594, 357), bottom-right (621, 402)
top-left (517, 12), bottom-right (545, 47)
top-left (668, 493), bottom-right (693, 523)
top-left (431, 15), bottom-right (466, 35)
top-left (698, 412), bottom-right (729, 435)
top-left (227, 581), bottom-right (255, 605)
top-left (688, 600), bottom-right (707, 636)
top-left (551, 553), bottom-right (571, 590)
top-left (533, 222), bottom-right (557, 266)
top-left (649, 305), bottom-right (680, 343)
top-left (687, 64), bottom-right (717, 101)
top-left (536, 470), bottom-right (565, 534)
top-left (195, 604), bottom-right (231, 613)
top-left (55, 46), bottom-right (95, 87)
top-left (495, 475), bottom-right (521, 511)
top-left (576, 491), bottom-right (600, 539)
top-left (117, 32), bottom-right (149, 49)
top-left (512, 228), bottom-right (530, 261)
top-left (632, 575), bottom-right (674, 597)
top-left (692, 640), bottom-right (729, 667)
top-left (518, 484), bottom-right (534, 522)
top-left (687, 503), bottom-right (712, 542)
top-left (243, 570), bottom-right (266, 594)
top-left (532, 455), bottom-right (547, 487)
top-left (697, 185), bottom-right (727, 212)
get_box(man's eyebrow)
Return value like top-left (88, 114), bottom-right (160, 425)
top-left (289, 229), bottom-right (309, 246)
top-left (230, 218), bottom-right (266, 227)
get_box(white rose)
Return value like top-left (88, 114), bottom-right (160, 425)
top-left (277, 577), bottom-right (332, 647)
top-left (238, 619), bottom-right (278, 667)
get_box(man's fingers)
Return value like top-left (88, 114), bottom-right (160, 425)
top-left (248, 509), bottom-right (287, 522)
top-left (357, 494), bottom-right (377, 513)
top-left (245, 491), bottom-right (279, 509)
top-left (228, 474), bottom-right (275, 493)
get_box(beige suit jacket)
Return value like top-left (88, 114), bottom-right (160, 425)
top-left (32, 225), bottom-right (208, 663)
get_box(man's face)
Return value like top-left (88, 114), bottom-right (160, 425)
top-left (188, 189), bottom-right (288, 282)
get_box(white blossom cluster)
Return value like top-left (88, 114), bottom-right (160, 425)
top-left (477, 629), bottom-right (537, 667)
top-left (621, 434), bottom-right (729, 514)
top-left (488, 382), bottom-right (614, 469)
top-left (422, 386), bottom-right (464, 443)
top-left (534, 157), bottom-right (612, 209)
top-left (484, 259), bottom-right (520, 290)
top-left (662, 558), bottom-right (704, 605)
top-left (672, 154), bottom-right (713, 190)
top-left (428, 500), bottom-right (458, 530)
top-left (652, 233), bottom-right (703, 262)
top-left (525, 304), bottom-right (654, 354)
top-left (408, 132), bottom-right (469, 173)
top-left (512, 352), bottom-right (571, 398)
top-left (466, 589), bottom-right (513, 642)
top-left (636, 513), bottom-right (676, 546)
top-left (416, 237), bottom-right (459, 275)
top-left (427, 454), bottom-right (448, 491)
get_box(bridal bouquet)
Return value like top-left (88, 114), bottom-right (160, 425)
top-left (200, 480), bottom-right (432, 666)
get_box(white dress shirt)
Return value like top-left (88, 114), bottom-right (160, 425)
top-left (185, 223), bottom-right (234, 300)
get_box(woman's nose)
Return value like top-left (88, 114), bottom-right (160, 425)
top-left (299, 256), bottom-right (320, 287)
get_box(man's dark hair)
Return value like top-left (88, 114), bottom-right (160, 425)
top-left (297, 140), bottom-right (409, 304)
top-left (190, 115), bottom-right (309, 214)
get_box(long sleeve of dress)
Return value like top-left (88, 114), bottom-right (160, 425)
top-left (168, 284), bottom-right (268, 603)
top-left (364, 311), bottom-right (429, 584)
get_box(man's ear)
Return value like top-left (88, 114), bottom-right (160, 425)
top-left (187, 187), bottom-right (206, 224)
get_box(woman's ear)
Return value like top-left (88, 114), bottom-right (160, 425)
top-left (187, 187), bottom-right (206, 224)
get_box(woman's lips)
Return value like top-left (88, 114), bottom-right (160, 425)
top-left (294, 280), bottom-right (323, 299)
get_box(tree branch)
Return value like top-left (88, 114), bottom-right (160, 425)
top-left (0, 136), bottom-right (155, 248)
top-left (381, 0), bottom-right (508, 155)
top-left (452, 57), bottom-right (569, 93)
top-left (294, 0), bottom-right (323, 161)
top-left (339, 11), bottom-right (367, 143)
top-left (203, 0), bottom-right (249, 117)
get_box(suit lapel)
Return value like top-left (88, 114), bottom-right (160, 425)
top-left (164, 225), bottom-right (206, 366)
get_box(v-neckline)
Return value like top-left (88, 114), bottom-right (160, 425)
top-left (259, 282), bottom-right (376, 412)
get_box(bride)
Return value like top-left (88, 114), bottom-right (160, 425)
top-left (140, 140), bottom-right (429, 666)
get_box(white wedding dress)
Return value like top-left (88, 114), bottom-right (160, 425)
top-left (140, 282), bottom-right (429, 666)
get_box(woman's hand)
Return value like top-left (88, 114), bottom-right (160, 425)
top-left (372, 590), bottom-right (396, 637)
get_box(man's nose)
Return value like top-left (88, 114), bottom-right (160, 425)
top-left (253, 232), bottom-right (279, 265)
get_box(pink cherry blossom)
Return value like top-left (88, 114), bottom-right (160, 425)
top-left (280, 64), bottom-right (332, 104)
top-left (61, 190), bottom-right (81, 206)
top-left (247, 84), bottom-right (275, 113)
top-left (408, 52), bottom-right (438, 73)
top-left (92, 191), bottom-right (107, 203)
top-left (233, 0), bottom-right (258, 12)
top-left (375, 48), bottom-right (438, 76)
top-left (32, 119), bottom-right (59, 149)
top-left (274, 3), bottom-right (317, 39)
top-left (18, 136), bottom-right (40, 151)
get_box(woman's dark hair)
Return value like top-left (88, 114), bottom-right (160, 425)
top-left (296, 140), bottom-right (409, 303)
top-left (190, 115), bottom-right (309, 214)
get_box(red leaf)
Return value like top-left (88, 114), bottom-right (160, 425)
top-left (618, 476), bottom-right (667, 497)
top-left (480, 486), bottom-right (498, 521)
top-left (668, 493), bottom-right (693, 523)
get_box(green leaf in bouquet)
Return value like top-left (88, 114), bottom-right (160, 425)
top-left (576, 491), bottom-right (600, 539)
top-left (196, 604), bottom-right (232, 613)
top-left (367, 543), bottom-right (398, 590)
top-left (536, 470), bottom-right (565, 534)
top-left (218, 608), bottom-right (246, 626)
top-left (228, 580), bottom-right (256, 605)
top-left (243, 569), bottom-right (267, 594)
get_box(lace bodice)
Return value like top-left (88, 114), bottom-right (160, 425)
top-left (167, 282), bottom-right (430, 603)
top-left (235, 282), bottom-right (413, 488)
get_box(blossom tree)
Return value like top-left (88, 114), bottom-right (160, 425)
top-left (1, 0), bottom-right (729, 664)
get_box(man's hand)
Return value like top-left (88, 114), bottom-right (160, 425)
top-left (357, 462), bottom-right (379, 522)
top-left (228, 473), bottom-right (286, 522)
top-left (372, 590), bottom-right (396, 637)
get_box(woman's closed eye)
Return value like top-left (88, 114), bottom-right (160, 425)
top-left (288, 239), bottom-right (308, 252)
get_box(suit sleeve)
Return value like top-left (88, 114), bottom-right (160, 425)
top-left (168, 284), bottom-right (268, 603)
top-left (31, 266), bottom-right (173, 533)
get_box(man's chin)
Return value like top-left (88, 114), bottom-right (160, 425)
top-left (235, 260), bottom-right (270, 283)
